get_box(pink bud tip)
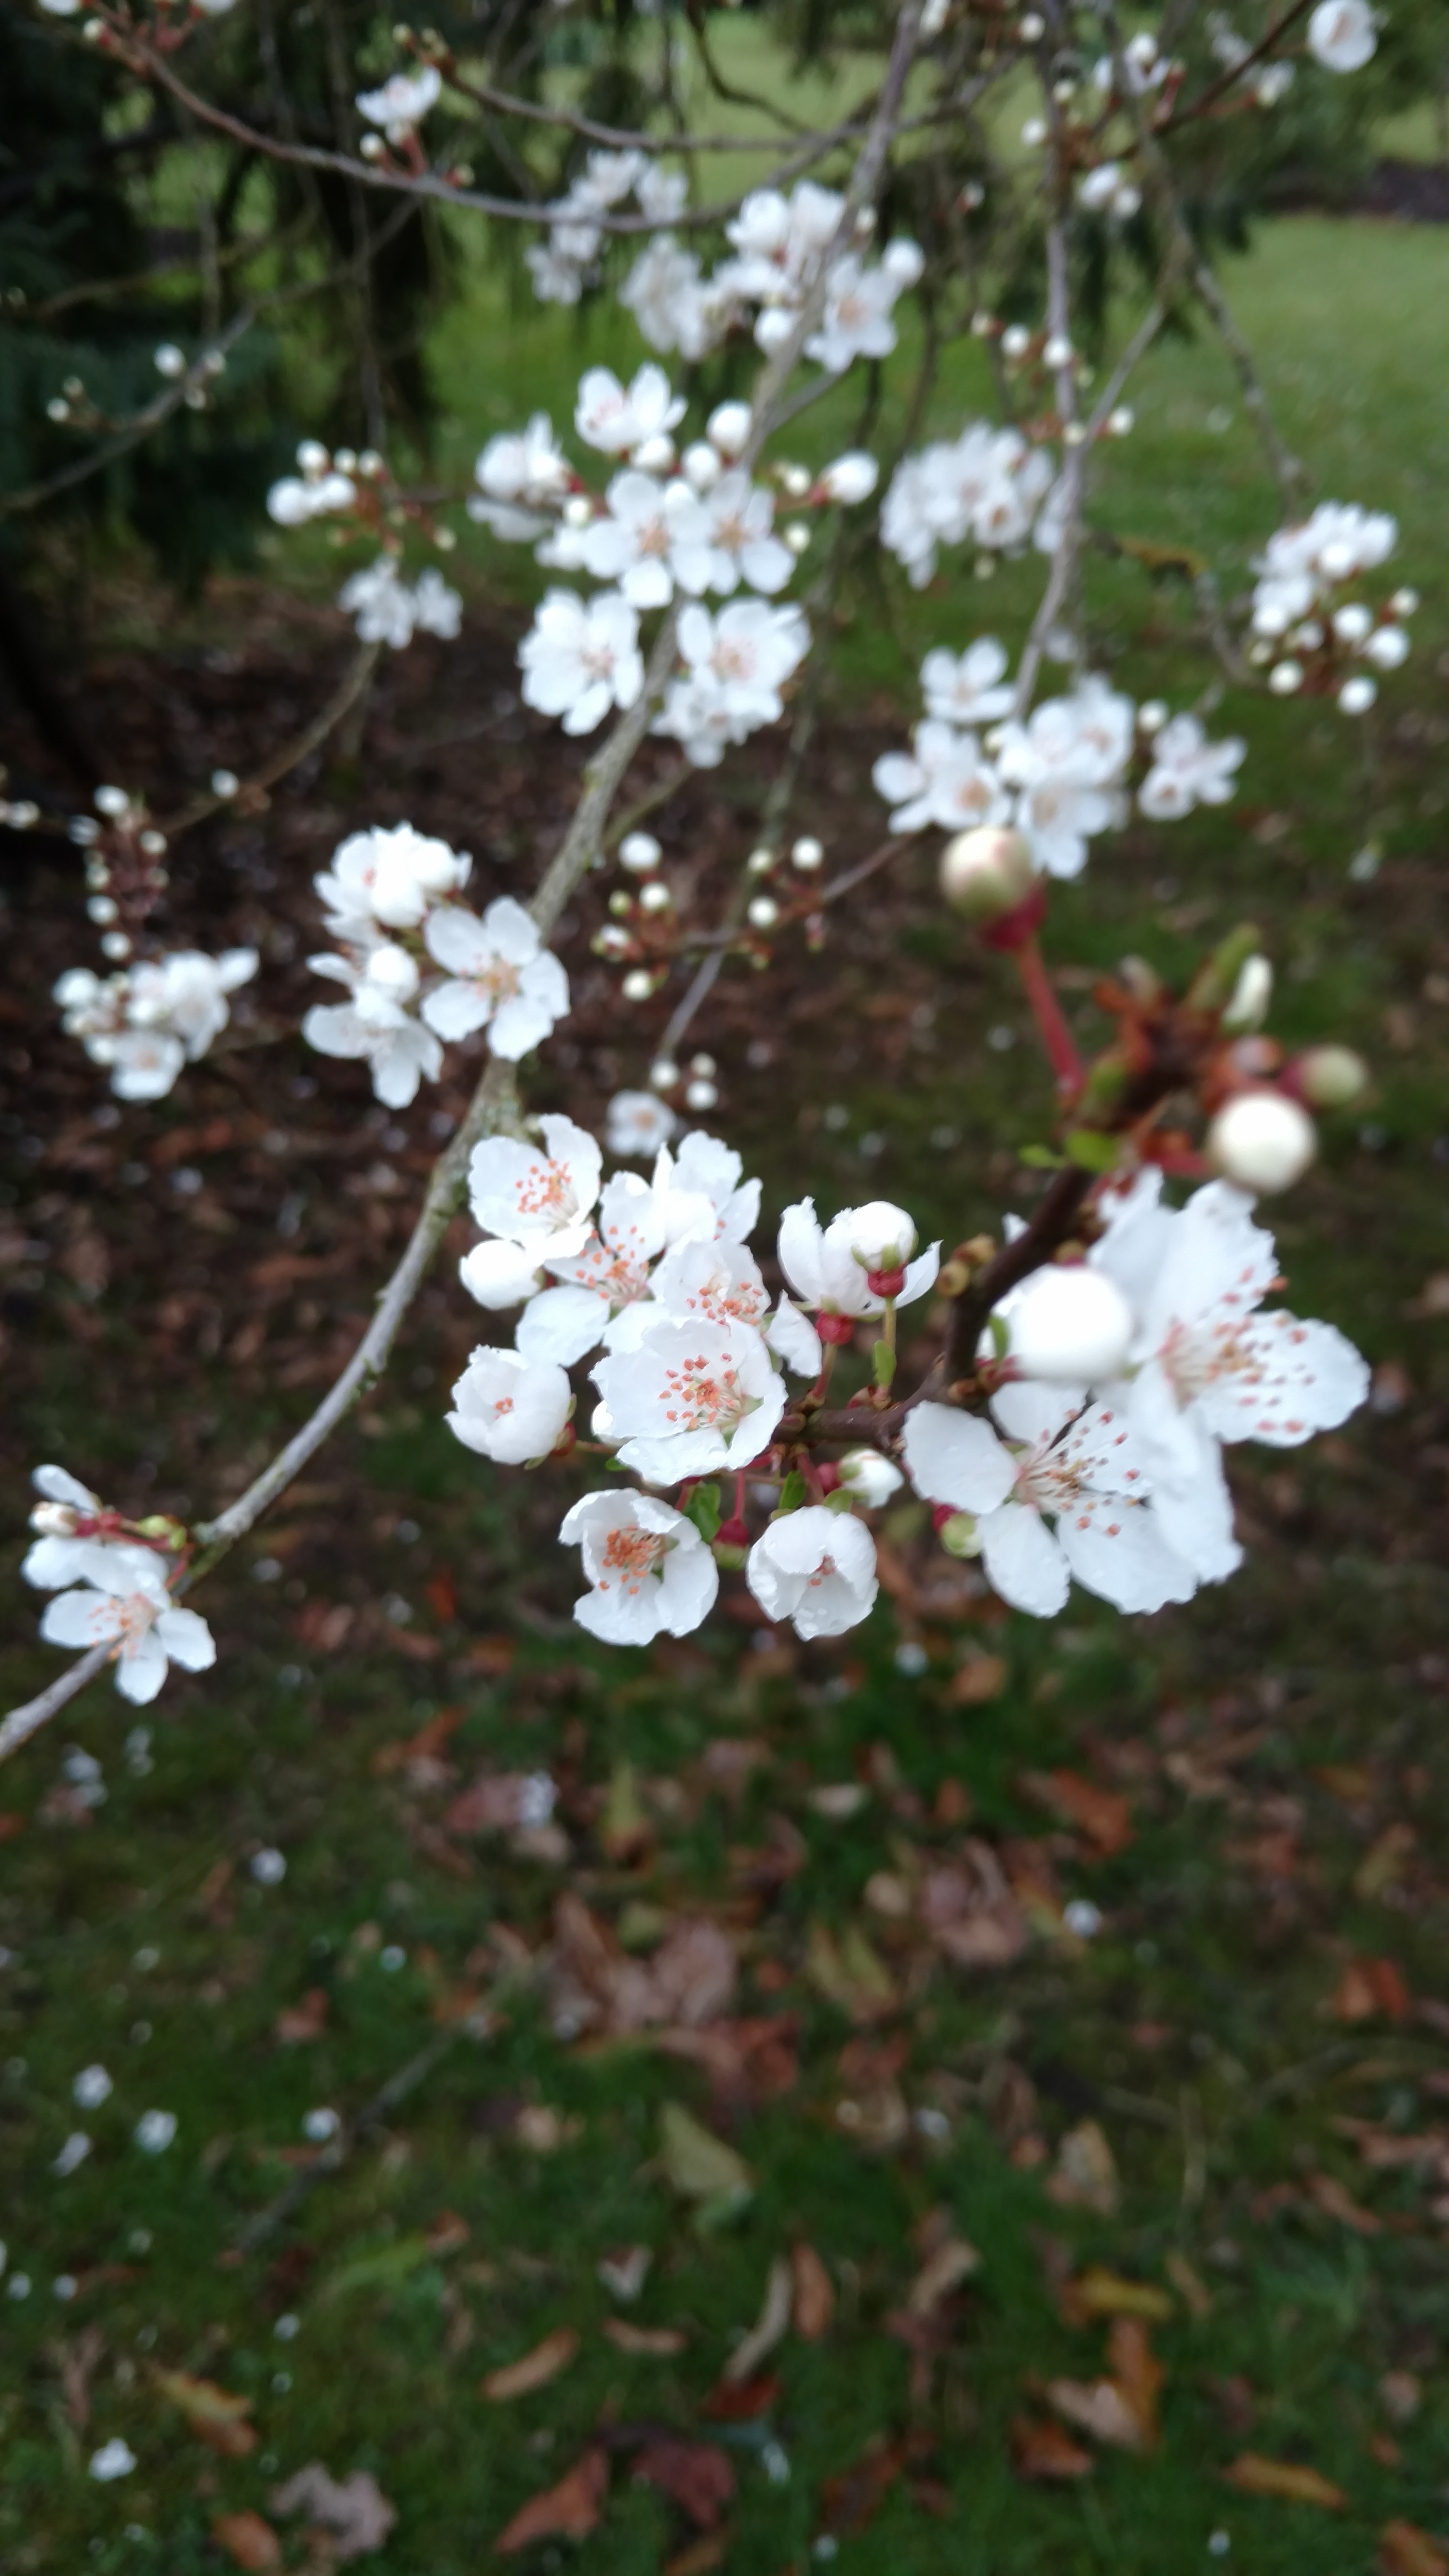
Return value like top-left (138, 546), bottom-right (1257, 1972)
top-left (931, 1504), bottom-right (957, 1534)
top-left (815, 1464), bottom-right (842, 1495)
top-left (866, 1266), bottom-right (907, 1299)
top-left (817, 1312), bottom-right (858, 1345)
top-left (715, 1514), bottom-right (750, 1549)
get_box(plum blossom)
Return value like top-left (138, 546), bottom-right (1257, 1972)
top-left (778, 1198), bottom-right (939, 1320)
top-left (578, 470), bottom-right (683, 608)
top-left (995, 677), bottom-right (1134, 878)
top-left (902, 1392), bottom-right (1197, 1618)
top-left (421, 897), bottom-right (568, 1058)
top-left (23, 1464), bottom-right (108, 1592)
top-left (457, 1238), bottom-right (544, 1314)
top-left (838, 1448), bottom-right (904, 1508)
top-left (805, 254), bottom-right (910, 372)
top-left (996, 1264), bottom-right (1135, 1385)
top-left (872, 719), bottom-right (1011, 835)
top-left (38, 1543), bottom-right (215, 1704)
top-left (560, 1490), bottom-right (719, 1644)
top-left (471, 415), bottom-right (571, 538)
top-left (592, 1319), bottom-right (786, 1483)
top-left (516, 1170), bottom-right (671, 1366)
top-left (1139, 714), bottom-right (1246, 819)
top-left (447, 1348), bottom-right (572, 1466)
top-left (1250, 501), bottom-right (1397, 636)
top-left (746, 1504), bottom-right (879, 1639)
top-left (315, 823), bottom-right (470, 936)
top-left (303, 942), bottom-right (442, 1109)
top-left (606, 1089), bottom-right (677, 1158)
top-left (1078, 161), bottom-right (1142, 219)
top-left (1308, 0), bottom-right (1377, 70)
top-left (267, 450), bottom-right (356, 527)
top-left (654, 1130), bottom-right (762, 1248)
top-left (468, 1115), bottom-right (603, 1262)
top-left (575, 364), bottom-right (686, 457)
top-left (621, 236), bottom-right (726, 361)
top-left (882, 425), bottom-right (1054, 585)
top-left (1089, 1175), bottom-right (1368, 1536)
top-left (338, 557), bottom-right (461, 649)
top-left (55, 949), bottom-right (257, 1101)
top-left (665, 472), bottom-right (793, 598)
top-left (919, 638), bottom-right (1015, 728)
top-left (355, 66), bottom-right (441, 144)
top-left (519, 590), bottom-right (643, 734)
top-left (656, 601), bottom-right (810, 765)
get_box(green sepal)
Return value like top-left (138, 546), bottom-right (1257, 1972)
top-left (1019, 1143), bottom-right (1065, 1169)
top-left (1064, 1127), bottom-right (1123, 1174)
top-left (682, 1482), bottom-right (722, 1543)
top-left (775, 1470), bottom-right (808, 1516)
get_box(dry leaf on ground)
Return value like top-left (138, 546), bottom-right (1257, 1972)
top-left (598, 2244), bottom-right (652, 2302)
top-left (270, 2465), bottom-right (398, 2559)
top-left (152, 2370), bottom-right (256, 2458)
top-left (496, 2448), bottom-right (608, 2553)
top-left (550, 1898), bottom-right (737, 2038)
top-left (1046, 2120), bottom-right (1120, 2216)
top-left (907, 2236), bottom-right (981, 2313)
top-left (792, 2241), bottom-right (834, 2339)
top-left (602, 2319), bottom-right (687, 2356)
top-left (805, 1919), bottom-right (898, 2020)
top-left (1060, 2266), bottom-right (1173, 2325)
top-left (817, 2437), bottom-right (910, 2536)
top-left (1380, 2521), bottom-right (1449, 2576)
top-left (1222, 2453), bottom-right (1347, 2509)
top-left (724, 2255), bottom-right (793, 2382)
top-left (1334, 1958), bottom-right (1411, 2023)
top-left (631, 2436), bottom-right (736, 2529)
top-left (1046, 2376), bottom-right (1145, 2451)
top-left (658, 2101), bottom-right (752, 2217)
top-left (274, 1986), bottom-right (329, 2043)
top-left (481, 2326), bottom-right (579, 2401)
top-left (1023, 1768), bottom-right (1134, 1856)
top-left (1012, 2415), bottom-right (1094, 2481)
top-left (210, 2512), bottom-right (282, 2572)
top-left (663, 2534), bottom-right (731, 2576)
top-left (918, 1841), bottom-right (1028, 1967)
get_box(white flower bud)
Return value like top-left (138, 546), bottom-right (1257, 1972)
top-left (1001, 324), bottom-right (1031, 361)
top-left (747, 896), bottom-right (779, 930)
top-left (618, 832), bottom-right (661, 873)
top-left (622, 968), bottom-right (655, 1001)
top-left (819, 452), bottom-right (879, 505)
top-left (747, 846), bottom-right (775, 876)
top-left (638, 879), bottom-right (672, 913)
top-left (685, 1078), bottom-right (718, 1111)
top-left (779, 463), bottom-right (812, 499)
top-left (1002, 1265), bottom-right (1134, 1384)
top-left (1292, 1043), bottom-right (1368, 1109)
top-left (838, 1448), bottom-right (904, 1508)
top-left (1062, 423), bottom-right (1087, 449)
top-left (681, 440), bottom-right (722, 492)
top-left (153, 344), bottom-right (186, 379)
top-left (1292, 620), bottom-right (1324, 651)
top-left (784, 523), bottom-right (812, 554)
top-left (1138, 700), bottom-right (1167, 735)
top-left (1208, 1091), bottom-right (1317, 1194)
top-left (1223, 954), bottom-right (1274, 1032)
top-left (882, 239), bottom-right (924, 286)
top-left (1107, 405), bottom-right (1135, 437)
top-left (100, 932), bottom-right (133, 961)
top-left (1043, 333), bottom-right (1073, 369)
top-left (1364, 624), bottom-right (1409, 671)
top-left (1390, 587), bottom-right (1418, 617)
top-left (138, 829), bottom-right (166, 858)
top-left (791, 836), bottom-right (824, 871)
top-left (1332, 602), bottom-right (1372, 644)
top-left (649, 1058), bottom-right (679, 1091)
top-left (31, 1501), bottom-right (79, 1537)
top-left (845, 1202), bottom-right (917, 1272)
top-left (707, 401), bottom-right (751, 458)
top-left (563, 494), bottom-right (593, 528)
top-left (335, 451), bottom-right (358, 473)
top-left (1268, 659), bottom-right (1303, 695)
top-left (1338, 674), bottom-right (1377, 714)
top-left (939, 824), bottom-right (1036, 922)
top-left (87, 895), bottom-right (118, 924)
top-left (631, 432), bottom-right (675, 475)
top-left (689, 1053), bottom-right (716, 1077)
top-left (94, 785), bottom-right (129, 818)
top-left (1021, 117), bottom-right (1048, 147)
top-left (297, 440), bottom-right (329, 475)
top-left (1020, 11), bottom-right (1045, 35)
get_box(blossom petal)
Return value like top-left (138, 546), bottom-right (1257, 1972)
top-left (902, 1402), bottom-right (1016, 1513)
top-left (979, 1501), bottom-right (1070, 1617)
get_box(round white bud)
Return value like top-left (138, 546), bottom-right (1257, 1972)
top-left (638, 879), bottom-right (672, 913)
top-left (1001, 323), bottom-right (1031, 361)
top-left (838, 1448), bottom-right (904, 1509)
top-left (631, 431), bottom-right (675, 475)
top-left (685, 1078), bottom-right (718, 1112)
top-left (138, 829), bottom-right (166, 858)
top-left (1003, 1265), bottom-right (1135, 1385)
top-left (618, 832), bottom-right (661, 873)
top-left (706, 400), bottom-right (751, 458)
top-left (1063, 422), bottom-right (1087, 448)
top-left (681, 440), bottom-right (722, 492)
top-left (1338, 674), bottom-right (1377, 715)
top-left (153, 344), bottom-right (186, 379)
top-left (779, 463), bottom-right (811, 499)
top-left (689, 1054), bottom-right (716, 1077)
top-left (1318, 537), bottom-right (1357, 582)
top-left (939, 824), bottom-right (1036, 922)
top-left (1208, 1091), bottom-right (1317, 1195)
top-left (1021, 116), bottom-right (1047, 146)
top-left (563, 494), bottom-right (593, 528)
top-left (622, 969), bottom-right (656, 1002)
top-left (100, 932), bottom-right (132, 962)
top-left (1332, 602), bottom-right (1372, 644)
top-left (1107, 404), bottom-right (1135, 436)
top-left (335, 450), bottom-right (357, 473)
top-left (649, 1059), bottom-right (680, 1092)
top-left (970, 309), bottom-right (995, 338)
top-left (747, 847), bottom-right (775, 876)
top-left (1364, 624), bottom-right (1409, 671)
top-left (1292, 619), bottom-right (1324, 651)
top-left (747, 895), bottom-right (779, 930)
top-left (94, 785), bottom-right (129, 818)
top-left (1268, 659), bottom-right (1303, 695)
top-left (791, 836), bottom-right (824, 871)
top-left (211, 769), bottom-right (240, 798)
top-left (1020, 11), bottom-right (1045, 35)
top-left (819, 452), bottom-right (879, 505)
top-left (1390, 587), bottom-right (1419, 617)
top-left (87, 895), bottom-right (119, 925)
top-left (297, 439), bottom-right (329, 475)
top-left (1138, 700), bottom-right (1167, 736)
top-left (845, 1202), bottom-right (917, 1273)
top-left (1043, 333), bottom-right (1073, 369)
top-left (1292, 1044), bottom-right (1369, 1110)
top-left (784, 523), bottom-right (812, 554)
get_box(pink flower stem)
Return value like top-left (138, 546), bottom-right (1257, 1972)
top-left (1016, 935), bottom-right (1084, 1095)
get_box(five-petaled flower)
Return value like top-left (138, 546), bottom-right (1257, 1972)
top-left (560, 1489), bottom-right (719, 1643)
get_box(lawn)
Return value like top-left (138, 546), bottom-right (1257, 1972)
top-left (3, 47), bottom-right (1449, 2573)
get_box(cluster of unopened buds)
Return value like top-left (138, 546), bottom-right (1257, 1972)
top-left (591, 827), bottom-right (828, 1003)
top-left (1247, 502), bottom-right (1415, 714)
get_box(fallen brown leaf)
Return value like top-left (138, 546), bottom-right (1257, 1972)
top-left (1023, 1768), bottom-right (1133, 1856)
top-left (1223, 2453), bottom-right (1347, 2509)
top-left (949, 1654), bottom-right (1006, 1705)
top-left (371, 1704), bottom-right (465, 1774)
top-left (703, 2374), bottom-right (779, 2420)
top-left (270, 2465), bottom-right (397, 2559)
top-left (273, 1986), bottom-right (329, 2044)
top-left (1061, 2266), bottom-right (1173, 2325)
top-left (1107, 2315), bottom-right (1164, 2448)
top-left (792, 2241), bottom-right (834, 2340)
top-left (818, 2437), bottom-right (909, 2536)
top-left (1046, 2120), bottom-right (1119, 2217)
top-left (1335, 1958), bottom-right (1411, 2023)
top-left (907, 2236), bottom-right (981, 2313)
top-left (1307, 2172), bottom-right (1382, 2234)
top-left (210, 2512), bottom-right (282, 2572)
top-left (663, 2534), bottom-right (730, 2576)
top-left (602, 2319), bottom-right (688, 2356)
top-left (1012, 2415), bottom-right (1094, 2481)
top-left (496, 2449), bottom-right (608, 2552)
top-left (632, 2437), bottom-right (735, 2529)
top-left (1380, 2521), bottom-right (1449, 2576)
top-left (1046, 2376), bottom-right (1145, 2451)
top-left (152, 2369), bottom-right (256, 2458)
top-left (482, 2327), bottom-right (579, 2401)
top-left (724, 2255), bottom-right (793, 2382)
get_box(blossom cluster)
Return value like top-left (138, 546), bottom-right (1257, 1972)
top-left (302, 824), bottom-right (568, 1107)
top-left (54, 947), bottom-right (257, 1101)
top-left (473, 363), bottom-right (852, 762)
top-left (1248, 502), bottom-right (1415, 712)
top-left (337, 556), bottom-right (462, 650)
top-left (22, 1468), bottom-right (214, 1705)
top-left (881, 423), bottom-right (1058, 588)
top-left (874, 647), bottom-right (1244, 876)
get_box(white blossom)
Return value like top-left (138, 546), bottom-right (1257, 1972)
top-left (337, 556), bottom-right (461, 649)
top-left (872, 718), bottom-right (1011, 835)
top-left (606, 1089), bottom-right (677, 1158)
top-left (1250, 501), bottom-right (1397, 634)
top-left (664, 471), bottom-right (793, 599)
top-left (421, 897), bottom-right (568, 1057)
top-left (469, 1114), bottom-right (603, 1261)
top-left (56, 949), bottom-right (256, 1101)
top-left (315, 823), bottom-right (470, 935)
top-left (818, 452), bottom-right (880, 506)
top-left (656, 600), bottom-right (810, 765)
top-left (746, 1504), bottom-right (878, 1639)
top-left (838, 1447), bottom-right (904, 1508)
top-left (303, 942), bottom-right (442, 1109)
top-left (999, 1264), bottom-right (1136, 1385)
top-left (575, 364), bottom-right (686, 457)
top-left (446, 1347), bottom-right (572, 1466)
top-left (134, 2110), bottom-right (177, 2153)
top-left (1139, 713), bottom-right (1246, 819)
top-left (919, 638), bottom-right (1015, 728)
top-left (881, 425), bottom-right (1054, 584)
top-left (89, 2441), bottom-right (137, 2482)
top-left (560, 1489), bottom-right (719, 1644)
top-left (592, 1318), bottom-right (786, 1483)
top-left (578, 470), bottom-right (683, 608)
top-left (519, 589), bottom-right (643, 734)
top-left (777, 1199), bottom-right (939, 1319)
top-left (73, 2065), bottom-right (112, 2109)
top-left (516, 1169), bottom-right (671, 1366)
top-left (355, 65), bottom-right (442, 143)
top-left (1308, 0), bottom-right (1377, 70)
top-left (457, 1238), bottom-right (544, 1313)
top-left (39, 1544), bottom-right (215, 1705)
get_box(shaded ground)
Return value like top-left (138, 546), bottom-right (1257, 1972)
top-left (1, 587), bottom-right (1449, 2574)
